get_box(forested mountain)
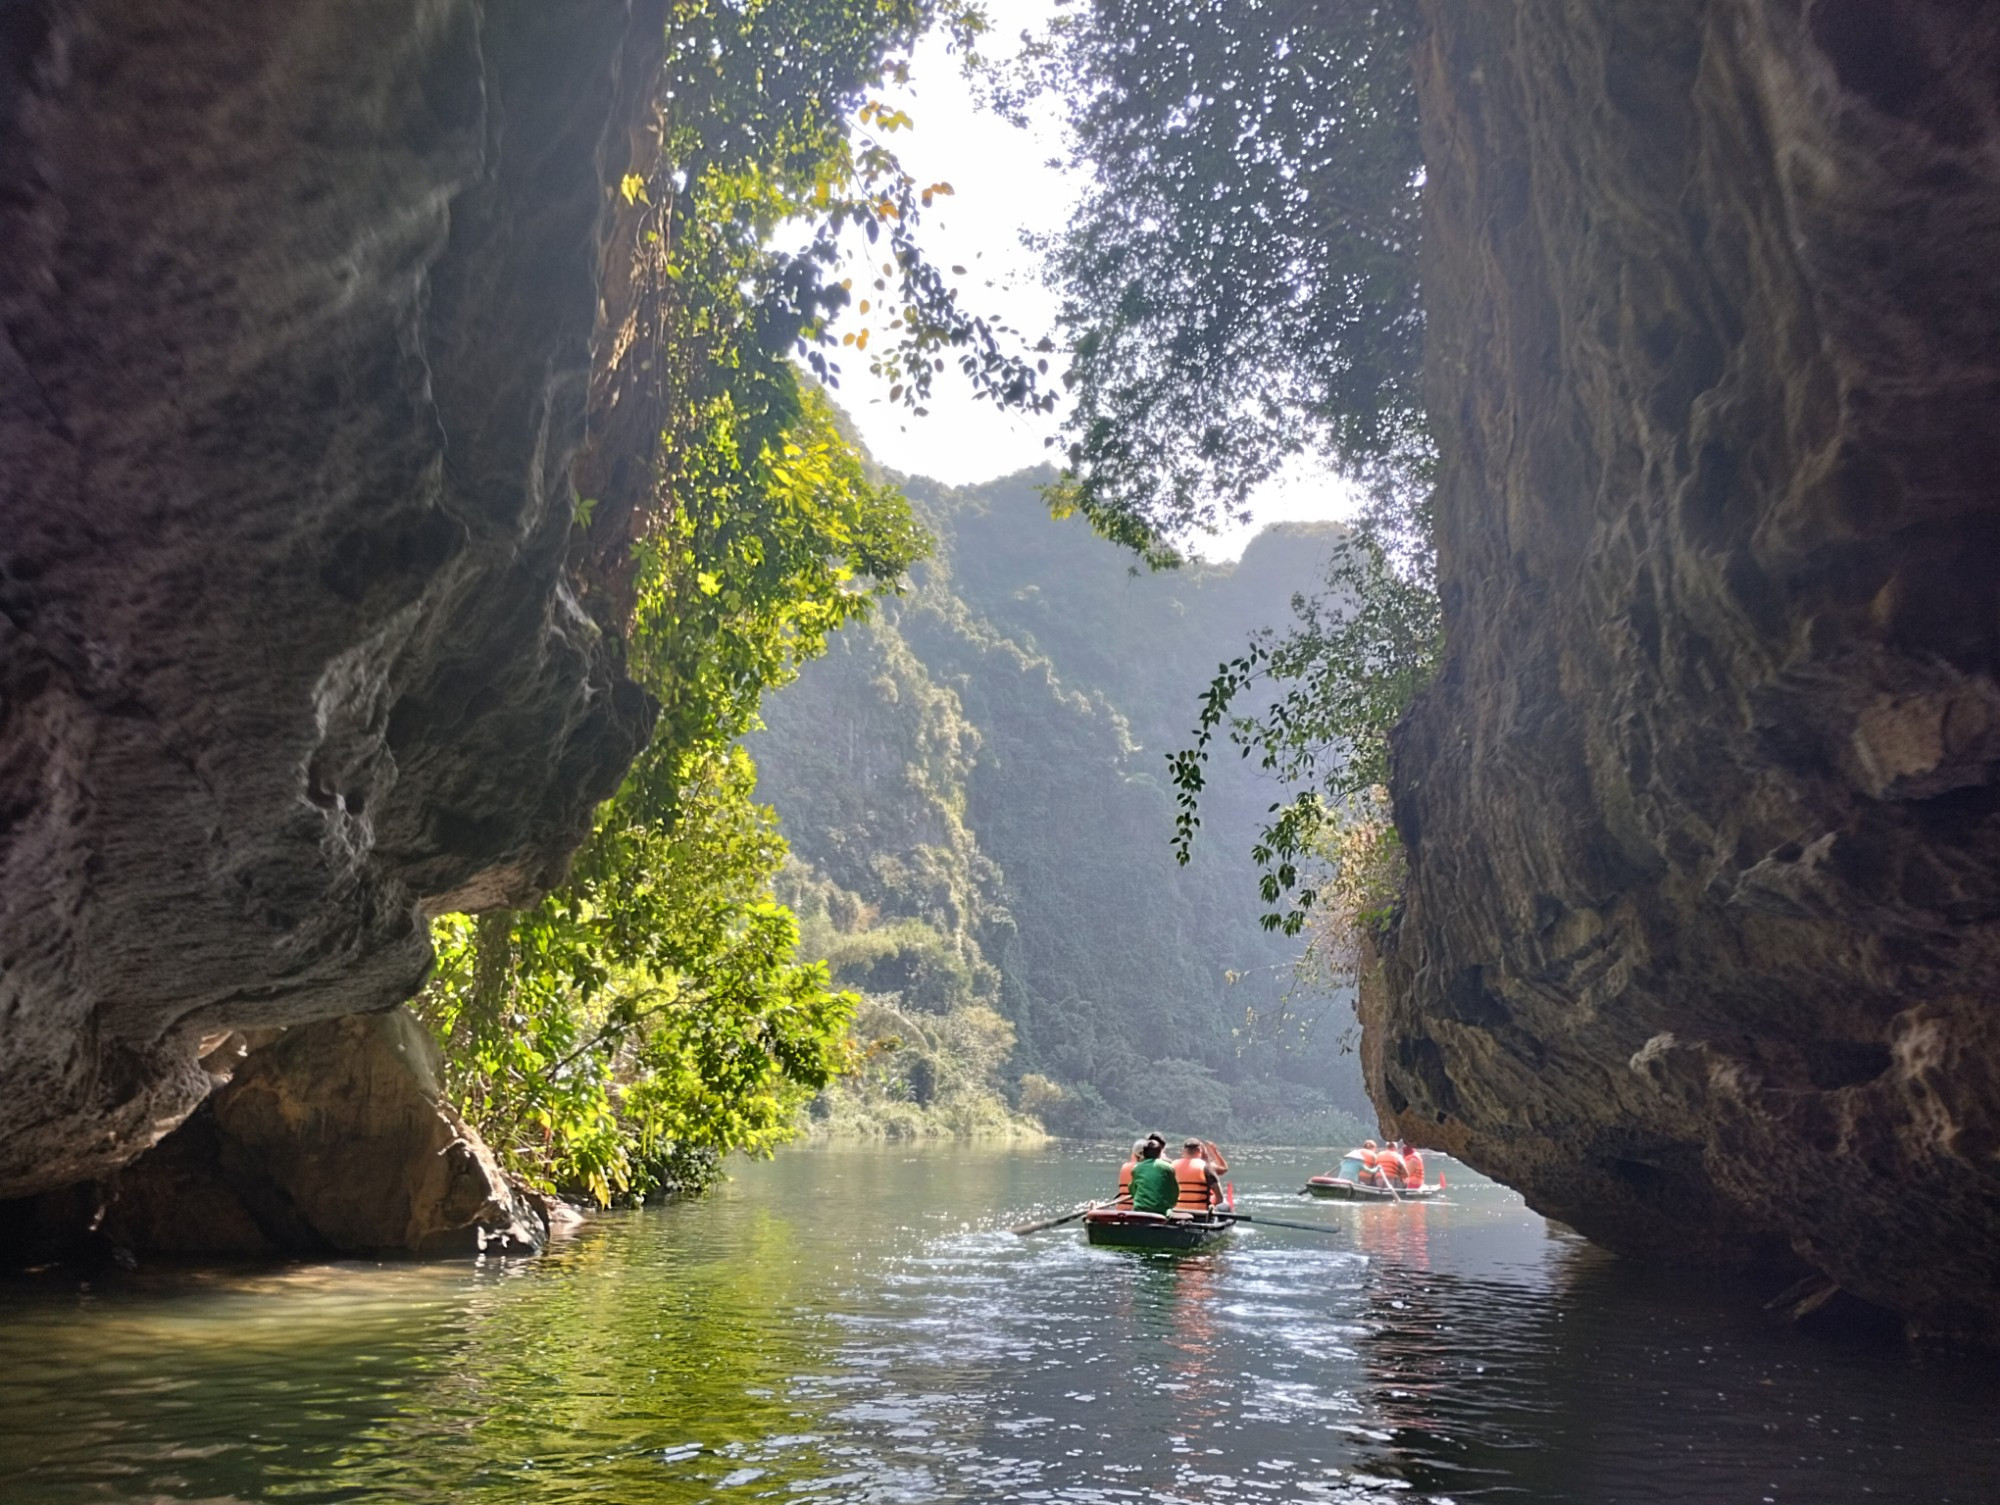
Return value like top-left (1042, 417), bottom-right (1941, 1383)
top-left (750, 469), bottom-right (1371, 1139)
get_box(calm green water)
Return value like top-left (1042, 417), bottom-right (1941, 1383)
top-left (1, 1142), bottom-right (1995, 1504)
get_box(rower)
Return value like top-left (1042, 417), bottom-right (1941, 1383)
top-left (1400, 1141), bottom-right (1426, 1189)
top-left (1171, 1138), bottom-right (1224, 1214)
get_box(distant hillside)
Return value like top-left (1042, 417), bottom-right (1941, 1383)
top-left (749, 468), bottom-right (1370, 1140)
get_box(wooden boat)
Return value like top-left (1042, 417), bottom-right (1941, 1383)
top-left (1303, 1153), bottom-right (1441, 1202)
top-left (1083, 1207), bottom-right (1234, 1251)
top-left (1303, 1175), bottom-right (1439, 1202)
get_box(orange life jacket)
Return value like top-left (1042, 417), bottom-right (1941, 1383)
top-left (1117, 1159), bottom-right (1136, 1205)
top-left (1402, 1150), bottom-right (1425, 1188)
top-left (1376, 1149), bottom-right (1406, 1182)
top-left (1171, 1154), bottom-right (1216, 1210)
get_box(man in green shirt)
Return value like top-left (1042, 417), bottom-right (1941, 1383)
top-left (1126, 1134), bottom-right (1179, 1214)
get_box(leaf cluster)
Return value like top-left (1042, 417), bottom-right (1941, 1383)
top-left (1170, 513), bottom-right (1439, 935)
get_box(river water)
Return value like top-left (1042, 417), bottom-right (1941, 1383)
top-left (1, 1141), bottom-right (1995, 1504)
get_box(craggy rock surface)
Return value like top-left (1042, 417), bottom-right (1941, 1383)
top-left (1375, 1), bottom-right (2000, 1340)
top-left (0, 2), bottom-right (663, 1199)
top-left (6, 1009), bottom-right (546, 1258)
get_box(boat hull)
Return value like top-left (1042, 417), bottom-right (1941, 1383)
top-left (1303, 1176), bottom-right (1438, 1202)
top-left (1083, 1210), bottom-right (1233, 1251)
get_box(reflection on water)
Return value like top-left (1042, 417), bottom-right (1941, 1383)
top-left (0, 1142), bottom-right (1995, 1503)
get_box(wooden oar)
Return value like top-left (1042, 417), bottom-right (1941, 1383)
top-left (1012, 1202), bottom-right (1098, 1236)
top-left (1218, 1212), bottom-right (1348, 1236)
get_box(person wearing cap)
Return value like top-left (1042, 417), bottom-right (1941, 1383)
top-left (1126, 1134), bottom-right (1179, 1214)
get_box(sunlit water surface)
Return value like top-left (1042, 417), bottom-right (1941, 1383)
top-left (1, 1142), bottom-right (1995, 1503)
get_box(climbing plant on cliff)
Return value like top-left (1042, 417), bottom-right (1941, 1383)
top-left (417, 0), bottom-right (1009, 1204)
top-left (1011, 0), bottom-right (1440, 932)
top-left (422, 385), bottom-right (925, 1204)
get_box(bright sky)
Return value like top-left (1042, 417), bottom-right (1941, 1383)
top-left (816, 5), bottom-right (1359, 562)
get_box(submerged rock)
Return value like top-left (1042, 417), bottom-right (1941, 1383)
top-left (1375, 1), bottom-right (2000, 1340)
top-left (0, 3), bottom-right (664, 1197)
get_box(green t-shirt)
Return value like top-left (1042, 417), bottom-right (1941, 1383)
top-left (1128, 1157), bottom-right (1179, 1214)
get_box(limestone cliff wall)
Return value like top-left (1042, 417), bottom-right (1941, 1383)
top-left (1376, 1), bottom-right (2000, 1339)
top-left (0, 2), bottom-right (662, 1198)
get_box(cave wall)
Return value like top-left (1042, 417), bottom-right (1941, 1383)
top-left (1378, 0), bottom-right (2000, 1339)
top-left (0, 1), bottom-right (663, 1198)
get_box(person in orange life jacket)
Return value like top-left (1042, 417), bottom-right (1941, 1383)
top-left (1126, 1135), bottom-right (1180, 1214)
top-left (1399, 1141), bottom-right (1425, 1189)
top-left (1116, 1134), bottom-right (1164, 1206)
top-left (1374, 1141), bottom-right (1407, 1186)
top-left (1171, 1138), bottom-right (1224, 1212)
top-left (1356, 1139), bottom-right (1382, 1186)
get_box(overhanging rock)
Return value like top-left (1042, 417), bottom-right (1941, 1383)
top-left (0, 1), bottom-right (664, 1197)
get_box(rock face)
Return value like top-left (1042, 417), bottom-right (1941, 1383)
top-left (1375, 1), bottom-right (2000, 1339)
top-left (9, 1009), bottom-right (547, 1258)
top-left (0, 3), bottom-right (665, 1199)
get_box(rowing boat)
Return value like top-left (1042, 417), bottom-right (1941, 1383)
top-left (1302, 1152), bottom-right (1441, 1202)
top-left (1082, 1208), bottom-right (1234, 1251)
top-left (1302, 1175), bottom-right (1439, 1202)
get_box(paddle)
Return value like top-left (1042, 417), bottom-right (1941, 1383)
top-left (1217, 1212), bottom-right (1349, 1237)
top-left (1012, 1202), bottom-right (1098, 1236)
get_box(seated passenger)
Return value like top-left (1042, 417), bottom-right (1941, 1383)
top-left (1171, 1138), bottom-right (1224, 1213)
top-left (1400, 1142), bottom-right (1426, 1189)
top-left (1115, 1139), bottom-right (1146, 1207)
top-left (1127, 1136), bottom-right (1179, 1214)
top-left (1356, 1139), bottom-right (1382, 1185)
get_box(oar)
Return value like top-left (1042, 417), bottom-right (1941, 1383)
top-left (1012, 1202), bottom-right (1098, 1236)
top-left (1217, 1212), bottom-right (1348, 1237)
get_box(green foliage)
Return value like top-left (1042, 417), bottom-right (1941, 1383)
top-left (629, 0), bottom-right (1052, 427)
top-left (751, 472), bottom-right (1380, 1138)
top-left (1010, 0), bottom-right (1426, 554)
top-left (423, 392), bottom-right (922, 1200)
top-left (420, 751), bottom-right (851, 1204)
top-left (780, 860), bottom-right (1036, 1138)
top-left (1002, 1), bottom-right (1443, 931)
top-left (1170, 523), bottom-right (1441, 934)
top-left (805, 996), bottom-right (1043, 1139)
top-left (412, 0), bottom-right (1079, 1198)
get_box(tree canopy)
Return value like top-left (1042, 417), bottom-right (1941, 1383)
top-left (1017, 0), bottom-right (1427, 560)
top-left (1020, 0), bottom-right (1439, 940)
